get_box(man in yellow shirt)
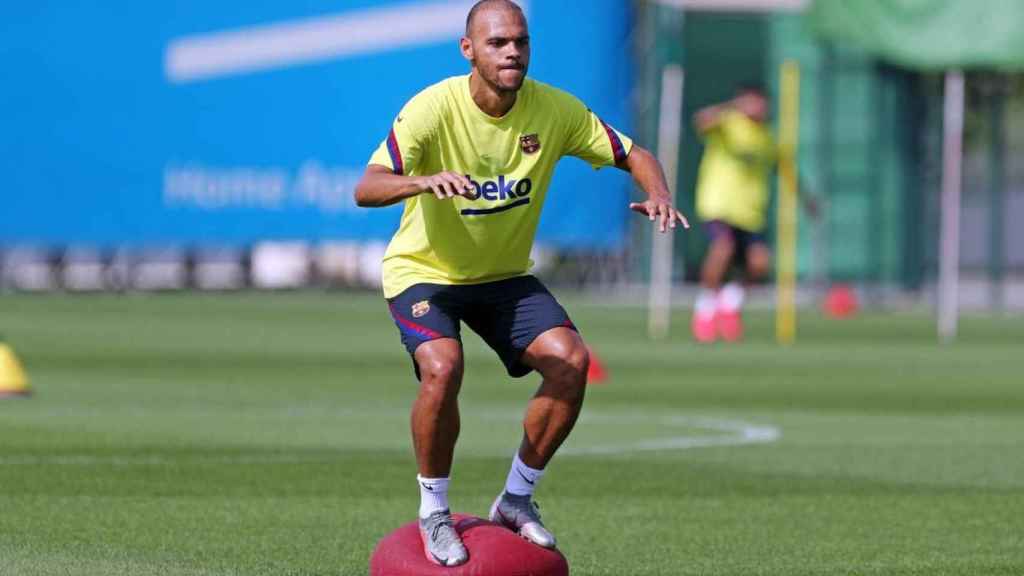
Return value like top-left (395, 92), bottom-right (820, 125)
top-left (355, 0), bottom-right (688, 566)
top-left (691, 87), bottom-right (775, 343)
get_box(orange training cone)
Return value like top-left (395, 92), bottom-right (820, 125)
top-left (586, 345), bottom-right (608, 384)
top-left (0, 343), bottom-right (31, 398)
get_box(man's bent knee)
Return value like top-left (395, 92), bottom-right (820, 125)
top-left (534, 336), bottom-right (589, 402)
top-left (420, 357), bottom-right (461, 383)
top-left (709, 236), bottom-right (737, 256)
top-left (415, 340), bottom-right (463, 398)
top-left (559, 344), bottom-right (589, 384)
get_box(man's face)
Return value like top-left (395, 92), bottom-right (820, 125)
top-left (734, 91), bottom-right (768, 122)
top-left (462, 7), bottom-right (530, 93)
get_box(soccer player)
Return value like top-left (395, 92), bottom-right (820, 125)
top-left (355, 0), bottom-right (688, 566)
top-left (690, 86), bottom-right (776, 343)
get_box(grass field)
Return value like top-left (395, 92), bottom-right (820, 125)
top-left (1, 292), bottom-right (1022, 576)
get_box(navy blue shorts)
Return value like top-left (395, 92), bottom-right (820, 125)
top-left (704, 220), bottom-right (768, 260)
top-left (386, 275), bottom-right (577, 379)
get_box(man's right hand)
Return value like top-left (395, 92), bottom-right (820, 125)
top-left (417, 172), bottom-right (476, 200)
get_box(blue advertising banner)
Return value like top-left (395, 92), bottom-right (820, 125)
top-left (1, 1), bottom-right (633, 249)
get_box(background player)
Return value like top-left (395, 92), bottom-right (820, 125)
top-left (355, 0), bottom-right (688, 567)
top-left (691, 86), bottom-right (776, 343)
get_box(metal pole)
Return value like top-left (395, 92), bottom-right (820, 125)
top-left (938, 71), bottom-right (964, 343)
top-left (648, 64), bottom-right (685, 340)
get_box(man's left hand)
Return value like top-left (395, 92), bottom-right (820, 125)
top-left (629, 199), bottom-right (690, 233)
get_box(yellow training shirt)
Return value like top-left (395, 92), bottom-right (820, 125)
top-left (695, 109), bottom-right (776, 232)
top-left (369, 75), bottom-right (633, 298)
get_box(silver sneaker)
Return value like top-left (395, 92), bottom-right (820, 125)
top-left (489, 492), bottom-right (557, 549)
top-left (419, 509), bottom-right (468, 566)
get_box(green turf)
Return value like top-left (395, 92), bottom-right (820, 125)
top-left (1, 292), bottom-right (1022, 575)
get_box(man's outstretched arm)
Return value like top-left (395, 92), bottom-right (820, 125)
top-left (355, 165), bottom-right (474, 207)
top-left (619, 145), bottom-right (690, 233)
top-left (694, 102), bottom-right (728, 134)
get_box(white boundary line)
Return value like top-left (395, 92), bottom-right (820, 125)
top-left (562, 415), bottom-right (780, 456)
top-left (0, 414), bottom-right (779, 465)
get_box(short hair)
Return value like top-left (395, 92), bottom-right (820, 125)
top-left (465, 0), bottom-right (524, 35)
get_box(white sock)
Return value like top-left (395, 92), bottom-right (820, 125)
top-left (417, 475), bottom-right (450, 519)
top-left (696, 289), bottom-right (718, 318)
top-left (719, 282), bottom-right (745, 312)
top-left (504, 453), bottom-right (545, 497)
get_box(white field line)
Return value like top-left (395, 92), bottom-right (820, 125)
top-left (165, 0), bottom-right (489, 83)
top-left (561, 415), bottom-right (780, 456)
top-left (0, 414), bottom-right (779, 465)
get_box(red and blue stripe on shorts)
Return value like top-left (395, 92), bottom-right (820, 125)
top-left (388, 303), bottom-right (440, 342)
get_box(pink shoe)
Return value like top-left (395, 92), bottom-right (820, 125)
top-left (691, 313), bottom-right (717, 343)
top-left (717, 309), bottom-right (743, 342)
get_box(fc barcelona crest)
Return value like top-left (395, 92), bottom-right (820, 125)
top-left (519, 133), bottom-right (541, 154)
top-left (411, 300), bottom-right (430, 318)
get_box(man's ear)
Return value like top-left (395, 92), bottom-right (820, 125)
top-left (460, 37), bottom-right (473, 62)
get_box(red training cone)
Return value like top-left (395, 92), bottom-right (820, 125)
top-left (586, 345), bottom-right (608, 384)
top-left (823, 284), bottom-right (859, 318)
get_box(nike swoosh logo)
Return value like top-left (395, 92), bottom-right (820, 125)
top-left (517, 469), bottom-right (535, 485)
top-left (420, 482), bottom-right (434, 492)
top-left (460, 197), bottom-right (531, 216)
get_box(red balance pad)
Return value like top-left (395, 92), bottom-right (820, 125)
top-left (370, 514), bottom-right (569, 576)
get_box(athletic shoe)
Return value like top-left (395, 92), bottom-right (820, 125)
top-left (419, 509), bottom-right (468, 566)
top-left (691, 312), bottom-right (717, 343)
top-left (717, 309), bottom-right (743, 342)
top-left (489, 491), bottom-right (557, 549)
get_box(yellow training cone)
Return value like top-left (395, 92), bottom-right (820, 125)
top-left (0, 343), bottom-right (30, 397)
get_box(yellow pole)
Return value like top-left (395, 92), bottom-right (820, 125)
top-left (776, 60), bottom-right (800, 345)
